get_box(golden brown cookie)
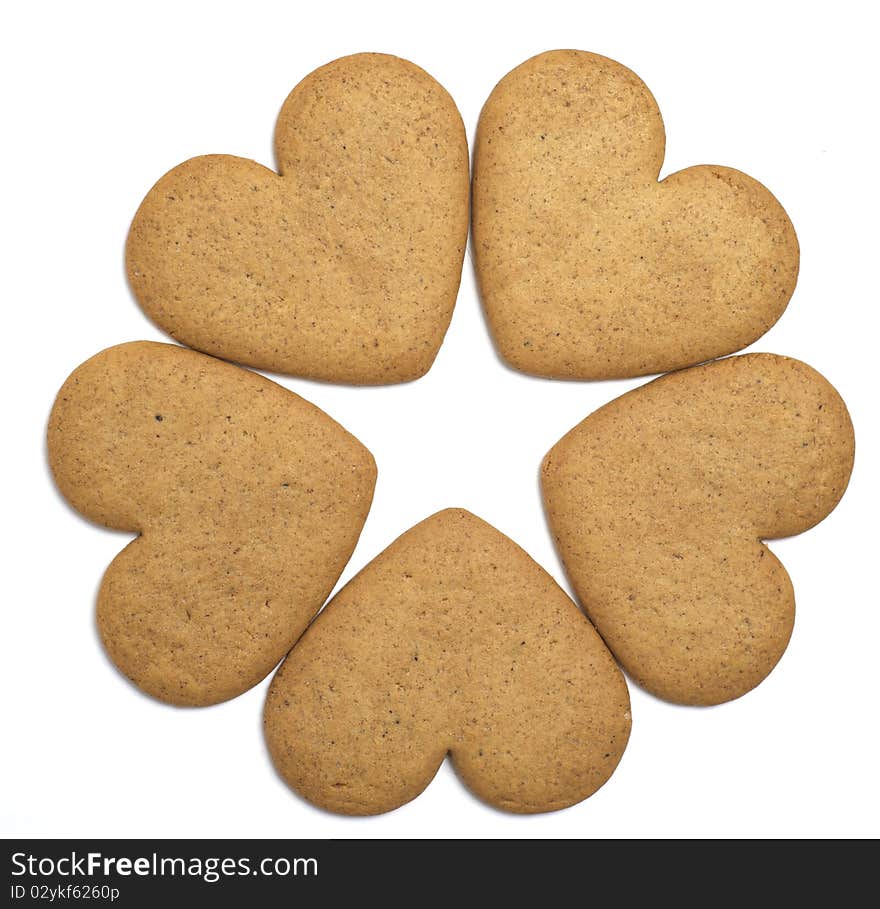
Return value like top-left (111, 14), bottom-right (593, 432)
top-left (542, 354), bottom-right (854, 705)
top-left (48, 341), bottom-right (376, 706)
top-left (127, 53), bottom-right (469, 384)
top-left (264, 508), bottom-right (631, 815)
top-left (473, 50), bottom-right (799, 379)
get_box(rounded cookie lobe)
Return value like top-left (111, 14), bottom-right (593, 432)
top-left (127, 53), bottom-right (470, 384)
top-left (48, 341), bottom-right (377, 705)
top-left (542, 354), bottom-right (855, 705)
top-left (264, 509), bottom-right (631, 815)
top-left (473, 49), bottom-right (799, 379)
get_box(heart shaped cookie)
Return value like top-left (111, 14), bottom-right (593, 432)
top-left (264, 508), bottom-right (631, 815)
top-left (48, 342), bottom-right (376, 706)
top-left (126, 53), bottom-right (469, 384)
top-left (542, 354), bottom-right (854, 705)
top-left (473, 50), bottom-right (799, 379)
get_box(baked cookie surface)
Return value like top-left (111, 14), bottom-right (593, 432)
top-left (542, 354), bottom-right (854, 705)
top-left (127, 53), bottom-right (469, 384)
top-left (473, 50), bottom-right (799, 379)
top-left (264, 508), bottom-right (631, 814)
top-left (48, 341), bottom-right (376, 705)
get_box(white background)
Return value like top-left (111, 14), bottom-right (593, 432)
top-left (2, 0), bottom-right (878, 839)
